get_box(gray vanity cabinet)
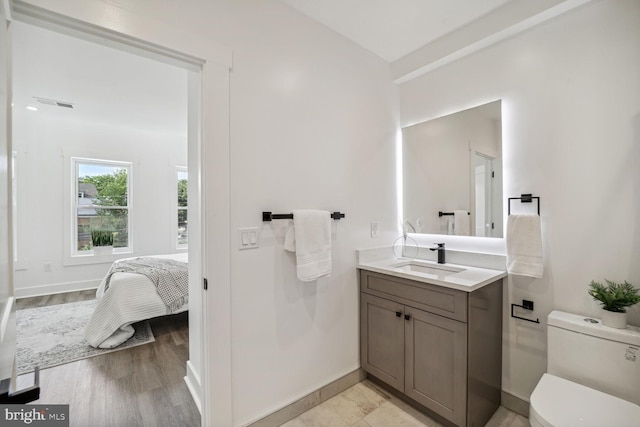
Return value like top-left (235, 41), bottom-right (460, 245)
top-left (360, 293), bottom-right (406, 392)
top-left (404, 305), bottom-right (467, 425)
top-left (359, 269), bottom-right (502, 427)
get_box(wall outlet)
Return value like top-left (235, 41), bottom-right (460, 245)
top-left (370, 222), bottom-right (379, 238)
top-left (44, 262), bottom-right (53, 272)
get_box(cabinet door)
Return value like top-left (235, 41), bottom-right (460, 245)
top-left (360, 293), bottom-right (405, 392)
top-left (405, 308), bottom-right (467, 426)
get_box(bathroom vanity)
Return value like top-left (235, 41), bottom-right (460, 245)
top-left (358, 258), bottom-right (506, 427)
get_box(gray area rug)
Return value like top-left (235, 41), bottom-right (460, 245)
top-left (17, 299), bottom-right (155, 374)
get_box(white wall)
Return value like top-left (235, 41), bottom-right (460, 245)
top-left (399, 0), bottom-right (640, 402)
top-left (12, 111), bottom-right (187, 295)
top-left (209, 4), bottom-right (399, 424)
top-left (17, 1), bottom-right (399, 425)
top-left (133, 3), bottom-right (400, 424)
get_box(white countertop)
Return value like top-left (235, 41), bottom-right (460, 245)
top-left (357, 257), bottom-right (507, 292)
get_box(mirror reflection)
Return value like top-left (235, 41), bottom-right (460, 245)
top-left (402, 100), bottom-right (503, 238)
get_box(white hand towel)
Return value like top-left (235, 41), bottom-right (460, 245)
top-left (506, 214), bottom-right (543, 278)
top-left (289, 210), bottom-right (331, 281)
top-left (284, 221), bottom-right (296, 252)
top-left (454, 210), bottom-right (470, 236)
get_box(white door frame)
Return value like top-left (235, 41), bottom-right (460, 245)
top-left (0, 0), bottom-right (16, 389)
top-left (10, 1), bottom-right (233, 425)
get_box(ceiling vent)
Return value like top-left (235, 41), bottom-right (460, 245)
top-left (34, 97), bottom-right (74, 109)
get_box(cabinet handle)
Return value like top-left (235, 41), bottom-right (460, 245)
top-left (404, 314), bottom-right (411, 321)
top-left (395, 311), bottom-right (402, 318)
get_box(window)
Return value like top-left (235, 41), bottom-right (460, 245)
top-left (177, 168), bottom-right (188, 248)
top-left (73, 158), bottom-right (131, 255)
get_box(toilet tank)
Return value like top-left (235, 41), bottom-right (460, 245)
top-left (547, 310), bottom-right (640, 405)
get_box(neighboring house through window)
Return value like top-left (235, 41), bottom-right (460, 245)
top-left (73, 158), bottom-right (131, 255)
top-left (177, 167), bottom-right (188, 248)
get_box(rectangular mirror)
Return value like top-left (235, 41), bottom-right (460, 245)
top-left (402, 100), bottom-right (503, 237)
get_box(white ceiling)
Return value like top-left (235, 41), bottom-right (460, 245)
top-left (12, 2), bottom-right (578, 134)
top-left (281, 0), bottom-right (513, 62)
top-left (13, 2), bottom-right (512, 136)
top-left (12, 21), bottom-right (188, 136)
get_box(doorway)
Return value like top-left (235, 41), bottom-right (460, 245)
top-left (9, 9), bottom-right (206, 426)
top-left (474, 152), bottom-right (495, 237)
top-left (6, 1), bottom-right (233, 424)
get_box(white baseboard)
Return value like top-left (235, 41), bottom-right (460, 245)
top-left (184, 360), bottom-right (202, 414)
top-left (15, 279), bottom-right (101, 299)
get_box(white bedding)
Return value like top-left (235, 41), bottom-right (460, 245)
top-left (85, 253), bottom-right (188, 349)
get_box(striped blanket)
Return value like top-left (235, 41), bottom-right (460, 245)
top-left (103, 257), bottom-right (188, 313)
top-left (85, 254), bottom-right (188, 348)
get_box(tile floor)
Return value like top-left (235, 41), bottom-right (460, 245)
top-left (281, 381), bottom-right (529, 427)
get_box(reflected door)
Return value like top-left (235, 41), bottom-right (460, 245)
top-left (474, 153), bottom-right (494, 237)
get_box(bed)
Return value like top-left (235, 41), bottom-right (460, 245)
top-left (85, 253), bottom-right (188, 349)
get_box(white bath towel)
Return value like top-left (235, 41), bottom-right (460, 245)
top-left (454, 210), bottom-right (470, 236)
top-left (506, 214), bottom-right (543, 278)
top-left (284, 221), bottom-right (296, 252)
top-left (447, 217), bottom-right (454, 235)
top-left (286, 210), bottom-right (332, 281)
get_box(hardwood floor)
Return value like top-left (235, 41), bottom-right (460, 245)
top-left (16, 289), bottom-right (97, 310)
top-left (16, 291), bottom-right (200, 427)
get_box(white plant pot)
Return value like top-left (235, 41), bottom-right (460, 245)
top-left (93, 246), bottom-right (113, 256)
top-left (601, 309), bottom-right (627, 329)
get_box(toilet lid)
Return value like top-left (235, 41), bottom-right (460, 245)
top-left (530, 374), bottom-right (640, 427)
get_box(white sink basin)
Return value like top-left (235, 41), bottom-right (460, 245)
top-left (390, 260), bottom-right (465, 277)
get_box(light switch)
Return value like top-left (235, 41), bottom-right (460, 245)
top-left (238, 227), bottom-right (259, 250)
top-left (370, 222), bottom-right (379, 238)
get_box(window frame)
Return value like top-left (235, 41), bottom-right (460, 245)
top-left (175, 166), bottom-right (188, 250)
top-left (71, 157), bottom-right (133, 259)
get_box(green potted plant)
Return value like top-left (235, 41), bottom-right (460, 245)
top-left (91, 230), bottom-right (114, 255)
top-left (588, 279), bottom-right (640, 328)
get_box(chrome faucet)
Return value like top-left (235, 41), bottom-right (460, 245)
top-left (430, 243), bottom-right (446, 264)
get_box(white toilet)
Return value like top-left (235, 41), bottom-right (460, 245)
top-left (529, 310), bottom-right (640, 427)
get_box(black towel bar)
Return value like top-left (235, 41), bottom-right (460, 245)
top-left (507, 194), bottom-right (540, 215)
top-left (262, 211), bottom-right (345, 222)
top-left (511, 300), bottom-right (540, 324)
top-left (438, 211), bottom-right (470, 217)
